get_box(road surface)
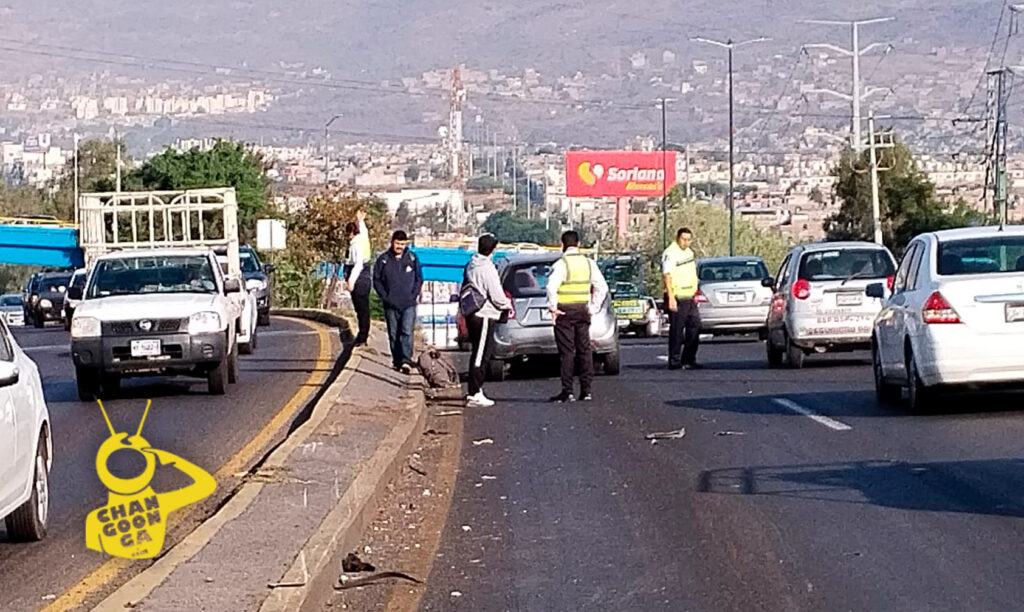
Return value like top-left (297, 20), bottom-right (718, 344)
top-left (422, 337), bottom-right (1024, 611)
top-left (0, 317), bottom-right (334, 612)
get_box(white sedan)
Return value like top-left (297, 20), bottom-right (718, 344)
top-left (0, 319), bottom-right (52, 541)
top-left (870, 226), bottom-right (1024, 410)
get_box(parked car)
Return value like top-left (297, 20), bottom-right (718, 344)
top-left (765, 242), bottom-right (896, 368)
top-left (239, 245), bottom-right (273, 326)
top-left (25, 271), bottom-right (73, 328)
top-left (63, 269), bottom-right (88, 331)
top-left (642, 296), bottom-right (663, 336)
top-left (487, 252), bottom-right (620, 380)
top-left (0, 294), bottom-right (24, 327)
top-left (696, 256), bottom-right (773, 338)
top-left (0, 317), bottom-right (52, 541)
top-left (870, 226), bottom-right (1024, 411)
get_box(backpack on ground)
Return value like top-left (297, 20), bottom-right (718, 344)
top-left (416, 348), bottom-right (459, 388)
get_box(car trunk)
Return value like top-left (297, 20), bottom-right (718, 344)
top-left (513, 295), bottom-right (555, 328)
top-left (938, 273), bottom-right (1024, 335)
top-left (703, 280), bottom-right (770, 308)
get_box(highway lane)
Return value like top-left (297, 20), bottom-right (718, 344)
top-left (0, 317), bottom-right (337, 612)
top-left (422, 337), bottom-right (1024, 611)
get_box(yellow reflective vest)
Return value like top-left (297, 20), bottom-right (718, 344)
top-left (662, 243), bottom-right (698, 298)
top-left (557, 254), bottom-right (592, 304)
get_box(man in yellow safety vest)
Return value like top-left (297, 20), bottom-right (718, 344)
top-left (662, 227), bottom-right (702, 370)
top-left (345, 208), bottom-right (373, 345)
top-left (546, 230), bottom-right (609, 403)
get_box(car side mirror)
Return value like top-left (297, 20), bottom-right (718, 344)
top-left (761, 277), bottom-right (775, 288)
top-left (263, 264), bottom-right (276, 273)
top-left (865, 283), bottom-right (885, 299)
top-left (0, 362), bottom-right (20, 388)
top-left (224, 278), bottom-right (242, 294)
top-left (67, 287), bottom-right (83, 300)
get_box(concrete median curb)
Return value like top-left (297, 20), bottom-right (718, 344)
top-left (93, 308), bottom-right (427, 612)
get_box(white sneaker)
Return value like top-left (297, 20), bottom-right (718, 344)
top-left (466, 392), bottom-right (495, 408)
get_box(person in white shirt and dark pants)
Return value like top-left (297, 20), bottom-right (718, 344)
top-left (460, 234), bottom-right (512, 408)
top-left (344, 209), bottom-right (372, 345)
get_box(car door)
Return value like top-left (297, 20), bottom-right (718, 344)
top-left (881, 242), bottom-right (924, 376)
top-left (0, 320), bottom-right (22, 511)
top-left (767, 253), bottom-right (793, 346)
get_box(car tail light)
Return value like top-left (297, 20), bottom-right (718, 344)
top-left (922, 291), bottom-right (960, 324)
top-left (792, 279), bottom-right (811, 300)
top-left (771, 293), bottom-right (786, 314)
top-left (693, 289), bottom-right (708, 304)
top-left (886, 275), bottom-right (895, 291)
top-left (505, 290), bottom-right (516, 319)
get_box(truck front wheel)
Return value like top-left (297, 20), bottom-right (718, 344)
top-left (76, 367), bottom-right (101, 401)
top-left (208, 357), bottom-right (229, 395)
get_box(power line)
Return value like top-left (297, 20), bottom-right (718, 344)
top-left (962, 0), bottom-right (1009, 114)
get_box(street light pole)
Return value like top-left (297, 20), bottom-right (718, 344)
top-left (73, 133), bottom-right (80, 226)
top-left (661, 97), bottom-right (668, 250)
top-left (692, 36), bottom-right (769, 256)
top-left (324, 114), bottom-right (342, 187)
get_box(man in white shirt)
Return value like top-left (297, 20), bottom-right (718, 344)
top-left (344, 209), bottom-right (372, 345)
top-left (545, 230), bottom-right (609, 403)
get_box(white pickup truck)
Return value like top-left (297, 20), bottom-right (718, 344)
top-left (69, 188), bottom-right (253, 399)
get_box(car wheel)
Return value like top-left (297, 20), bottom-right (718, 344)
top-left (208, 356), bottom-right (229, 395)
top-left (101, 373), bottom-right (120, 397)
top-left (766, 337), bottom-right (784, 367)
top-left (906, 351), bottom-right (933, 412)
top-left (602, 349), bottom-right (621, 375)
top-left (486, 359), bottom-right (506, 382)
top-left (63, 317), bottom-right (71, 332)
top-left (33, 314), bottom-right (44, 329)
top-left (76, 367), bottom-right (102, 401)
top-left (873, 344), bottom-right (901, 405)
top-left (258, 311), bottom-right (271, 327)
top-left (239, 327), bottom-right (255, 356)
top-left (786, 339), bottom-right (806, 369)
top-left (228, 341), bottom-right (240, 384)
top-left (5, 433), bottom-right (49, 541)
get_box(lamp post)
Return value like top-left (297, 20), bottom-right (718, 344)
top-left (692, 36), bottom-right (769, 256)
top-left (323, 114), bottom-right (343, 187)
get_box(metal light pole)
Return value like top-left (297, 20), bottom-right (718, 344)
top-left (660, 97), bottom-right (668, 250)
top-left (692, 36), bottom-right (769, 256)
top-left (73, 133), bottom-right (80, 225)
top-left (324, 114), bottom-right (342, 187)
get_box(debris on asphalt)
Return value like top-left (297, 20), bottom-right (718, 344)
top-left (342, 552), bottom-right (376, 573)
top-left (472, 438), bottom-right (494, 446)
top-left (422, 489), bottom-right (432, 497)
top-left (644, 428), bottom-right (686, 441)
top-left (435, 410), bottom-right (463, 417)
top-left (716, 430), bottom-right (747, 437)
top-left (462, 525), bottom-right (472, 531)
top-left (451, 591), bottom-right (463, 598)
top-left (334, 571), bottom-right (423, 590)
top-left (481, 475), bottom-right (497, 480)
top-left (408, 456), bottom-right (427, 476)
top-left (267, 580), bottom-right (307, 589)
top-left (41, 594), bottom-right (56, 601)
top-left (424, 428), bottom-right (449, 436)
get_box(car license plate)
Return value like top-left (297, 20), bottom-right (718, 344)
top-left (727, 292), bottom-right (746, 303)
top-left (837, 294), bottom-right (862, 306)
top-left (130, 339), bottom-right (161, 357)
top-left (1006, 303), bottom-right (1024, 323)
top-left (540, 310), bottom-right (553, 321)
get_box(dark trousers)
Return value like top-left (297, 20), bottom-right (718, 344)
top-left (554, 303), bottom-right (593, 396)
top-left (668, 298), bottom-right (701, 367)
top-left (384, 306), bottom-right (416, 369)
top-left (466, 314), bottom-right (496, 396)
top-left (347, 267), bottom-right (371, 343)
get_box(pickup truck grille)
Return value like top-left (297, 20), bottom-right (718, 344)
top-left (103, 319), bottom-right (184, 335)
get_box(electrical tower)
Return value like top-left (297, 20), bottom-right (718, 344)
top-left (447, 66), bottom-right (467, 185)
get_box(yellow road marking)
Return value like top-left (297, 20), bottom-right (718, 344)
top-left (43, 317), bottom-right (333, 612)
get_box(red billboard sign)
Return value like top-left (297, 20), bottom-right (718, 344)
top-left (565, 150), bottom-right (676, 198)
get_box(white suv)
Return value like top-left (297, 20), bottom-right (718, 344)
top-left (0, 319), bottom-right (52, 541)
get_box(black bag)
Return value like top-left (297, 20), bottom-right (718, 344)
top-left (416, 349), bottom-right (459, 388)
top-left (459, 271), bottom-right (488, 317)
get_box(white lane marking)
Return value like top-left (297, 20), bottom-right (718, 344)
top-left (773, 398), bottom-right (852, 432)
top-left (656, 355), bottom-right (668, 361)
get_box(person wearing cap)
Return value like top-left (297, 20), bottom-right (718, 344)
top-left (344, 208), bottom-right (372, 346)
top-left (545, 230), bottom-right (608, 403)
top-left (460, 233), bottom-right (512, 408)
top-left (373, 230), bottom-right (422, 373)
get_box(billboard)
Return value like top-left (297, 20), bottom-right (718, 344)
top-left (565, 150), bottom-right (676, 198)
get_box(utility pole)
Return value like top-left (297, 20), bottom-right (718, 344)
top-left (988, 68), bottom-right (1011, 229)
top-left (692, 35), bottom-right (769, 256)
top-left (865, 112), bottom-right (894, 244)
top-left (115, 134), bottom-right (122, 193)
top-left (73, 133), bottom-right (80, 225)
top-left (660, 97), bottom-right (668, 249)
top-left (512, 145), bottom-right (518, 212)
top-left (684, 143), bottom-right (692, 199)
top-left (802, 17), bottom-right (894, 153)
top-left (324, 114), bottom-right (342, 187)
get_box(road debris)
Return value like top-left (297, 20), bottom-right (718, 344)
top-left (267, 580), bottom-right (307, 589)
top-left (472, 438), bottom-right (494, 446)
top-left (342, 552), bottom-right (376, 572)
top-left (41, 594), bottom-right (56, 601)
top-left (481, 475), bottom-right (497, 480)
top-left (334, 571), bottom-right (423, 590)
top-left (424, 428), bottom-right (449, 437)
top-left (461, 525), bottom-right (472, 532)
top-left (644, 428), bottom-right (686, 441)
top-left (435, 410), bottom-right (463, 417)
top-left (408, 458), bottom-right (427, 476)
top-left (716, 430), bottom-right (747, 437)
top-left (451, 591), bottom-right (463, 598)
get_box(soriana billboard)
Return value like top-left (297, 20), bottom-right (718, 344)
top-left (565, 150), bottom-right (677, 198)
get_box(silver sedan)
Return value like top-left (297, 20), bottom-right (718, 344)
top-left (696, 256), bottom-right (773, 338)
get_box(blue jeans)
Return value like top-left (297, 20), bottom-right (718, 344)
top-left (384, 306), bottom-right (416, 368)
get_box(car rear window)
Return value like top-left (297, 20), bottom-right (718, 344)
top-left (504, 263), bottom-right (553, 297)
top-left (698, 260), bottom-right (769, 283)
top-left (799, 249), bottom-right (894, 282)
top-left (937, 236), bottom-right (1024, 275)
top-left (40, 275), bottom-right (72, 292)
top-left (1, 295), bottom-right (21, 306)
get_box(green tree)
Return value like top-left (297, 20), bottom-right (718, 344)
top-left (51, 139), bottom-right (137, 220)
top-left (0, 184), bottom-right (54, 217)
top-left (481, 210), bottom-right (559, 245)
top-left (825, 141), bottom-right (988, 253)
top-left (138, 140), bottom-right (270, 239)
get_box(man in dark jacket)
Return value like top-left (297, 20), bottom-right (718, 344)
top-left (373, 230), bottom-right (423, 373)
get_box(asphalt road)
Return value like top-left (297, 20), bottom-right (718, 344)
top-left (0, 317), bottom-right (333, 612)
top-left (422, 336), bottom-right (1024, 611)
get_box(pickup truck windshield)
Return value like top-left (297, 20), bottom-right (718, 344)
top-left (87, 255), bottom-right (217, 298)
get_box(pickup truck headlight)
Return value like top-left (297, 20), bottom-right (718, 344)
top-left (39, 298), bottom-right (52, 309)
top-left (188, 311), bottom-right (222, 335)
top-left (246, 278), bottom-right (267, 291)
top-left (71, 316), bottom-right (101, 338)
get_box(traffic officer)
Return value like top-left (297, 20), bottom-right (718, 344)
top-left (663, 227), bottom-right (702, 370)
top-left (344, 208), bottom-right (372, 345)
top-left (546, 230), bottom-right (608, 403)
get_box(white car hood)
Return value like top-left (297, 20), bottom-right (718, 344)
top-left (74, 293), bottom-right (220, 321)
